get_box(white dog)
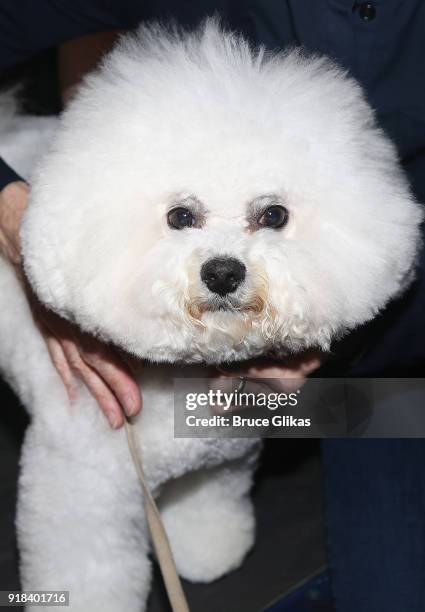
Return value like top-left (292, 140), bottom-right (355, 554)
top-left (0, 20), bottom-right (422, 612)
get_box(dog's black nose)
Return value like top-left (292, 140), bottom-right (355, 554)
top-left (200, 257), bottom-right (246, 296)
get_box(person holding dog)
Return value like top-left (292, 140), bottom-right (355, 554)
top-left (0, 2), bottom-right (424, 612)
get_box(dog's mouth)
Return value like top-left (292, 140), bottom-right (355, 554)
top-left (186, 293), bottom-right (266, 323)
top-left (207, 295), bottom-right (241, 312)
top-left (216, 303), bottom-right (234, 311)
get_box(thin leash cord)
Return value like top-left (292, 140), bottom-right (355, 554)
top-left (124, 418), bottom-right (190, 612)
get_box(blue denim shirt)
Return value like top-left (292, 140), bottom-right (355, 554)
top-left (1, 0), bottom-right (424, 373)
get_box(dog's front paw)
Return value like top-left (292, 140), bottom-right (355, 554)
top-left (161, 496), bottom-right (255, 583)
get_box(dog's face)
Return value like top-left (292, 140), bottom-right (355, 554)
top-left (22, 23), bottom-right (422, 364)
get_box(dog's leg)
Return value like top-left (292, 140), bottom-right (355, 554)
top-left (17, 422), bottom-right (151, 612)
top-left (158, 450), bottom-right (259, 583)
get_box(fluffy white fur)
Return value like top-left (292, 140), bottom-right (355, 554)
top-left (0, 20), bottom-right (422, 611)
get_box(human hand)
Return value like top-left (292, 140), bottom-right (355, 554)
top-left (27, 295), bottom-right (142, 429)
top-left (218, 350), bottom-right (324, 392)
top-left (0, 181), bottom-right (141, 428)
top-left (208, 350), bottom-right (324, 407)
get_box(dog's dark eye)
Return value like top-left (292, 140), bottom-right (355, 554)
top-left (167, 207), bottom-right (196, 230)
top-left (257, 205), bottom-right (289, 229)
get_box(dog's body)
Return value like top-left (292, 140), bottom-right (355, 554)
top-left (0, 20), bottom-right (422, 611)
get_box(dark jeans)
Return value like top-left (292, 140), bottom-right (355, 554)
top-left (322, 439), bottom-right (425, 612)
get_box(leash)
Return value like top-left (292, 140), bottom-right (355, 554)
top-left (124, 417), bottom-right (190, 612)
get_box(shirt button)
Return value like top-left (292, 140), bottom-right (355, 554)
top-left (354, 2), bottom-right (376, 22)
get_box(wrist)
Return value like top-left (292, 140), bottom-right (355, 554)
top-left (0, 181), bottom-right (29, 265)
top-left (2, 179), bottom-right (29, 199)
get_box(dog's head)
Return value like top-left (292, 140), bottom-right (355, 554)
top-left (21, 21), bottom-right (423, 364)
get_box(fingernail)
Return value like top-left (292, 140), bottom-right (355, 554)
top-left (107, 410), bottom-right (120, 429)
top-left (124, 394), bottom-right (140, 416)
